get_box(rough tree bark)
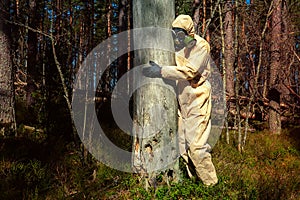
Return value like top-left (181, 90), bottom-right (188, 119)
top-left (224, 1), bottom-right (235, 113)
top-left (192, 0), bottom-right (201, 35)
top-left (132, 0), bottom-right (179, 189)
top-left (0, 0), bottom-right (16, 135)
top-left (269, 0), bottom-right (282, 134)
top-left (280, 1), bottom-right (292, 106)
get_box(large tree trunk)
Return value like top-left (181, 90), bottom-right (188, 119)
top-left (224, 1), bottom-right (235, 113)
top-left (0, 0), bottom-right (16, 136)
top-left (269, 0), bottom-right (282, 134)
top-left (132, 0), bottom-right (179, 189)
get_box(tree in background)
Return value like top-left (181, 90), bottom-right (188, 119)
top-left (269, 0), bottom-right (282, 134)
top-left (224, 0), bottom-right (235, 114)
top-left (0, 0), bottom-right (16, 136)
top-left (0, 0), bottom-right (298, 158)
top-left (0, 0), bottom-right (299, 198)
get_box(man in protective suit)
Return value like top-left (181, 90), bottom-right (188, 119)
top-left (142, 14), bottom-right (218, 186)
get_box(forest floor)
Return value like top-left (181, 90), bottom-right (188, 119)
top-left (0, 126), bottom-right (299, 200)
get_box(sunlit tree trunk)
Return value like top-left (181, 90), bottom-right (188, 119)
top-left (132, 0), bottom-right (179, 189)
top-left (269, 0), bottom-right (282, 134)
top-left (202, 0), bottom-right (207, 37)
top-left (0, 0), bottom-right (16, 136)
top-left (224, 1), bottom-right (235, 113)
top-left (232, 0), bottom-right (242, 152)
top-left (15, 0), bottom-right (19, 16)
top-left (219, 3), bottom-right (229, 144)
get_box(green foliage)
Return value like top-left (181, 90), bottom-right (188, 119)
top-left (288, 0), bottom-right (300, 32)
top-left (175, 0), bottom-right (194, 16)
top-left (3, 0), bottom-right (300, 199)
top-left (123, 129), bottom-right (300, 200)
top-left (0, 160), bottom-right (49, 200)
top-left (0, 128), bottom-right (299, 199)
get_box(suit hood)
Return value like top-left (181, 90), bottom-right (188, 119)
top-left (172, 15), bottom-right (195, 37)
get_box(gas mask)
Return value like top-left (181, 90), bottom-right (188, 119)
top-left (172, 27), bottom-right (196, 51)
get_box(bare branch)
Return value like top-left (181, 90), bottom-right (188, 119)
top-left (293, 50), bottom-right (300, 62)
top-left (4, 19), bottom-right (53, 39)
top-left (202, 0), bottom-right (221, 37)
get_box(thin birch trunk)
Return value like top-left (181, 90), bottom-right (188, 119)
top-left (219, 4), bottom-right (229, 144)
top-left (49, 11), bottom-right (79, 147)
top-left (234, 0), bottom-right (242, 152)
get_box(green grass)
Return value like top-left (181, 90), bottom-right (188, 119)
top-left (0, 128), bottom-right (299, 199)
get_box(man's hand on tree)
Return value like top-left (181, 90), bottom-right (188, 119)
top-left (142, 61), bottom-right (162, 78)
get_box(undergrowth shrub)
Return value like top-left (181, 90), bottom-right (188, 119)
top-left (0, 128), bottom-right (299, 199)
top-left (0, 160), bottom-right (50, 200)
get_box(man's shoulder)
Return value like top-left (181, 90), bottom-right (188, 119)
top-left (194, 34), bottom-right (210, 52)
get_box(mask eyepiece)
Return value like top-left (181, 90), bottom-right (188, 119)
top-left (172, 27), bottom-right (196, 51)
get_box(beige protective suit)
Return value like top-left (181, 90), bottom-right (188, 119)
top-left (161, 15), bottom-right (218, 186)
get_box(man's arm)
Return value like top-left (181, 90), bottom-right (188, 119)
top-left (161, 45), bottom-right (210, 81)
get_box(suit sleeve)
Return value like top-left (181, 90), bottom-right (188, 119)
top-left (161, 45), bottom-right (210, 81)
